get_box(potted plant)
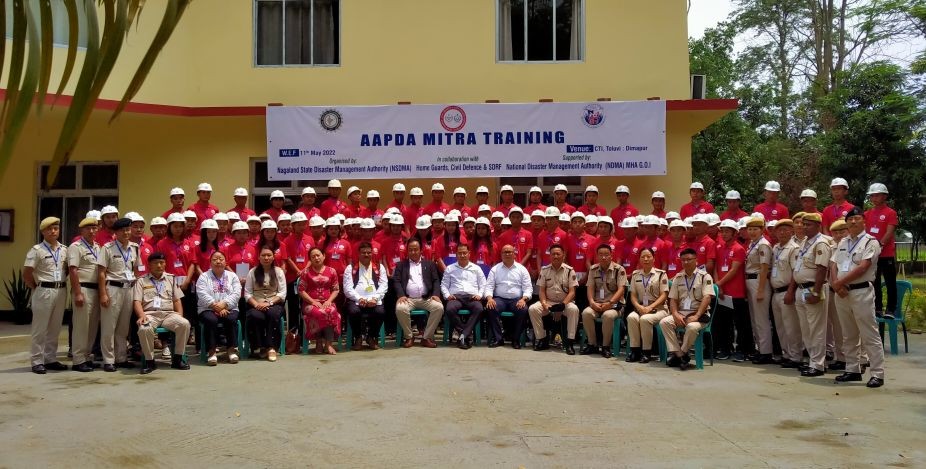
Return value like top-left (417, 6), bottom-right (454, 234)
top-left (3, 269), bottom-right (32, 325)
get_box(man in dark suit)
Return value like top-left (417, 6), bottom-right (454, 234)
top-left (393, 239), bottom-right (444, 348)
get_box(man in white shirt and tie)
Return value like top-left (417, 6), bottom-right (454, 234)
top-left (343, 242), bottom-right (389, 350)
top-left (485, 244), bottom-right (533, 349)
top-left (441, 244), bottom-right (487, 349)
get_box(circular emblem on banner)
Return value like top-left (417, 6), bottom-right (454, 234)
top-left (320, 109), bottom-right (343, 132)
top-left (440, 106), bottom-right (467, 132)
top-left (582, 104), bottom-right (606, 128)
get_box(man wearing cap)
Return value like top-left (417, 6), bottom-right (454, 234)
top-left (536, 207), bottom-right (569, 271)
top-left (714, 219), bottom-right (752, 361)
top-left (228, 188), bottom-right (257, 220)
top-left (680, 182), bottom-right (715, 219)
top-left (864, 183), bottom-right (898, 319)
top-left (649, 191), bottom-right (667, 218)
top-left (96, 205), bottom-right (119, 246)
top-left (393, 238), bottom-right (443, 348)
top-left (422, 183), bottom-right (451, 217)
top-left (134, 252), bottom-right (191, 374)
top-left (494, 207), bottom-right (533, 269)
top-left (68, 217), bottom-right (102, 372)
top-left (566, 212), bottom-right (594, 312)
top-left (97, 218), bottom-right (139, 372)
top-left (262, 190), bottom-right (288, 222)
top-left (341, 186), bottom-right (363, 218)
top-left (830, 207), bottom-right (886, 387)
top-left (661, 248), bottom-right (715, 369)
top-left (524, 187), bottom-right (547, 215)
top-left (163, 188), bottom-right (186, 218)
top-left (577, 185), bottom-right (606, 217)
top-left (720, 191), bottom-right (748, 221)
top-left (470, 186), bottom-right (494, 215)
top-left (448, 187), bottom-right (473, 218)
top-left (404, 187), bottom-right (425, 233)
top-left (320, 179), bottom-right (347, 219)
top-left (754, 181), bottom-right (789, 222)
top-left (529, 245), bottom-right (580, 353)
top-left (551, 184), bottom-right (576, 215)
top-left (496, 185), bottom-right (518, 216)
top-left (187, 183), bottom-right (220, 228)
top-left (581, 243), bottom-right (627, 358)
top-left (441, 244), bottom-right (487, 349)
top-left (388, 183), bottom-right (408, 213)
top-left (294, 187), bottom-right (321, 220)
top-left (617, 218), bottom-right (643, 273)
top-left (24, 217), bottom-right (70, 374)
top-left (609, 185), bottom-right (639, 223)
top-left (822, 178), bottom-right (856, 236)
top-left (790, 212), bottom-right (832, 377)
top-left (769, 219), bottom-right (804, 368)
top-left (798, 189), bottom-right (820, 216)
top-left (826, 219), bottom-right (849, 370)
top-left (743, 217), bottom-right (775, 364)
top-left (639, 216), bottom-right (667, 268)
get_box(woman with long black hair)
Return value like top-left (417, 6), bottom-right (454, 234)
top-left (244, 246), bottom-right (287, 361)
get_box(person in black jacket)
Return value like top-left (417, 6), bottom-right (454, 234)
top-left (393, 239), bottom-right (444, 348)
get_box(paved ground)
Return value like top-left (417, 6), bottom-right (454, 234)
top-left (0, 323), bottom-right (924, 468)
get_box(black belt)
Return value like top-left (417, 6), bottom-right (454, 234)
top-left (848, 282), bottom-right (871, 291)
top-left (773, 285), bottom-right (789, 294)
top-left (746, 273), bottom-right (759, 280)
top-left (38, 282), bottom-right (66, 289)
top-left (106, 280), bottom-right (136, 288)
top-left (79, 282), bottom-right (98, 290)
top-left (797, 282), bottom-right (815, 289)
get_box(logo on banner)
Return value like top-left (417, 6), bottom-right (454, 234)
top-left (319, 109), bottom-right (343, 132)
top-left (440, 106), bottom-right (467, 132)
top-left (582, 104), bottom-right (605, 128)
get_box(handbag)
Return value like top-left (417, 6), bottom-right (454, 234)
top-left (285, 327), bottom-right (301, 354)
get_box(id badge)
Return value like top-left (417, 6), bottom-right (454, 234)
top-left (599, 288), bottom-right (605, 299)
top-left (173, 260), bottom-right (183, 268)
top-left (793, 262), bottom-right (801, 272)
top-left (392, 257), bottom-right (401, 264)
top-left (365, 285), bottom-right (374, 293)
top-left (642, 293), bottom-right (651, 306)
top-left (53, 270), bottom-right (61, 282)
top-left (449, 253), bottom-right (457, 258)
top-left (296, 257), bottom-right (305, 263)
top-left (623, 261), bottom-right (630, 268)
top-left (125, 271), bottom-right (135, 281)
top-left (870, 226), bottom-right (880, 234)
top-left (576, 254), bottom-right (584, 260)
top-left (138, 265), bottom-right (146, 272)
top-left (771, 266), bottom-right (778, 278)
top-left (668, 263), bottom-right (677, 272)
top-left (682, 298), bottom-right (692, 310)
top-left (840, 260), bottom-right (851, 272)
top-left (153, 297), bottom-right (162, 309)
top-left (721, 264), bottom-right (729, 272)
top-left (331, 254), bottom-right (340, 260)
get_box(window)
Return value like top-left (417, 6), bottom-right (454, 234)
top-left (497, 0), bottom-right (583, 62)
top-left (498, 177), bottom-right (584, 207)
top-left (5, 0), bottom-right (89, 48)
top-left (251, 159), bottom-right (329, 214)
top-left (37, 162), bottom-right (119, 243)
top-left (255, 0), bottom-right (340, 66)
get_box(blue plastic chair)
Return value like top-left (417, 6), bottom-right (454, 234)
top-left (396, 309), bottom-right (430, 345)
top-left (657, 284), bottom-right (718, 369)
top-left (442, 309), bottom-right (483, 345)
top-left (877, 280), bottom-right (912, 355)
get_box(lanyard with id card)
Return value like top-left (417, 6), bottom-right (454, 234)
top-left (152, 277), bottom-right (165, 309)
top-left (682, 274), bottom-right (696, 310)
top-left (641, 272), bottom-right (652, 305)
top-left (43, 243), bottom-right (62, 282)
top-left (842, 236), bottom-right (864, 272)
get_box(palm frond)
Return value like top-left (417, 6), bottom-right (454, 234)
top-left (53, 0), bottom-right (80, 101)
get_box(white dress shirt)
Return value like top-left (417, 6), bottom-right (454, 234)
top-left (441, 261), bottom-right (487, 298)
top-left (343, 262), bottom-right (388, 305)
top-left (406, 258), bottom-right (426, 298)
top-left (485, 261), bottom-right (532, 300)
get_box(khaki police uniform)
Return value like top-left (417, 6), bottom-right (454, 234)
top-left (626, 268), bottom-right (669, 350)
top-left (660, 270), bottom-right (714, 354)
top-left (529, 263), bottom-right (580, 340)
top-left (581, 262), bottom-right (627, 347)
top-left (67, 238), bottom-right (101, 365)
top-left (24, 242), bottom-right (68, 367)
top-left (745, 237), bottom-right (774, 355)
top-left (769, 240), bottom-right (803, 363)
top-left (825, 236), bottom-right (846, 363)
top-left (97, 240), bottom-right (139, 364)
top-left (831, 233), bottom-right (885, 379)
top-left (133, 273), bottom-right (190, 361)
top-left (791, 234), bottom-right (832, 372)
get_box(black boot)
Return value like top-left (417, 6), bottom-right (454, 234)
top-left (563, 338), bottom-right (575, 355)
top-left (625, 347), bottom-right (641, 363)
top-left (170, 355), bottom-right (190, 370)
top-left (533, 336), bottom-right (550, 351)
top-left (579, 343), bottom-right (599, 355)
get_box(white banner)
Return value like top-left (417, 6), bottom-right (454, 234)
top-left (266, 101), bottom-right (666, 180)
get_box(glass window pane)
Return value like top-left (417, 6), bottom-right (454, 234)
top-left (500, 0), bottom-right (525, 61)
top-left (500, 177), bottom-right (538, 186)
top-left (284, 0), bottom-right (311, 65)
top-left (256, 1), bottom-right (284, 65)
top-left (41, 165), bottom-right (77, 191)
top-left (254, 161), bottom-right (290, 188)
top-left (527, 0), bottom-right (553, 61)
top-left (313, 0), bottom-right (339, 64)
top-left (555, 0), bottom-right (580, 60)
top-left (82, 164), bottom-right (118, 190)
top-left (542, 176), bottom-right (581, 186)
top-left (63, 197), bottom-right (91, 243)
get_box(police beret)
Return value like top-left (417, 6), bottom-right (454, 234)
top-left (39, 217), bottom-right (60, 230)
top-left (775, 219), bottom-right (794, 228)
top-left (792, 212), bottom-right (806, 220)
top-left (803, 213), bottom-right (822, 224)
top-left (830, 220), bottom-right (848, 231)
top-left (746, 217), bottom-right (765, 228)
top-left (79, 217), bottom-right (98, 228)
top-left (845, 206), bottom-right (864, 221)
top-left (148, 252), bottom-right (166, 263)
top-left (112, 217), bottom-right (133, 230)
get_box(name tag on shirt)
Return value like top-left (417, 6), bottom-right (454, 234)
top-left (176, 276), bottom-right (186, 286)
top-left (174, 260), bottom-right (183, 268)
top-left (668, 263), bottom-right (677, 272)
top-left (53, 270), bottom-right (61, 282)
top-left (138, 265), bottom-right (146, 272)
top-left (721, 264), bottom-right (729, 272)
top-left (682, 298), bottom-right (693, 310)
top-left (642, 293), bottom-right (651, 306)
top-left (870, 227), bottom-right (880, 234)
top-left (331, 254), bottom-right (340, 260)
top-left (125, 271), bottom-right (135, 281)
top-left (576, 254), bottom-right (584, 260)
top-left (296, 257), bottom-right (305, 263)
top-left (153, 297), bottom-right (162, 309)
top-left (840, 259), bottom-right (852, 272)
top-left (771, 266), bottom-right (778, 278)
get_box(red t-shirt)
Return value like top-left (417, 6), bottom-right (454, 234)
top-left (660, 241), bottom-right (687, 279)
top-left (449, 204), bottom-right (474, 218)
top-left (137, 241), bottom-right (156, 276)
top-left (221, 242), bottom-right (257, 272)
top-left (553, 203), bottom-right (576, 215)
top-left (719, 208), bottom-right (748, 221)
top-left (753, 201), bottom-right (789, 221)
top-left (471, 240), bottom-right (497, 272)
top-left (822, 201), bottom-right (855, 231)
top-left (536, 228), bottom-right (569, 267)
top-left (380, 234), bottom-right (408, 274)
top-left (320, 199), bottom-right (348, 219)
top-left (567, 232), bottom-right (595, 274)
top-left (161, 207), bottom-right (184, 219)
top-left (227, 206), bottom-right (257, 220)
top-left (617, 237), bottom-right (643, 273)
top-left (496, 228), bottom-right (534, 265)
top-left (693, 234), bottom-right (717, 270)
top-left (524, 203), bottom-right (548, 216)
top-left (679, 201), bottom-right (715, 219)
top-left (156, 238), bottom-right (190, 277)
top-left (188, 201), bottom-right (220, 228)
top-left (639, 236), bottom-right (667, 268)
top-left (322, 238), bottom-right (352, 277)
top-left (576, 205), bottom-right (607, 217)
top-left (94, 228), bottom-right (115, 247)
top-left (609, 204), bottom-right (640, 224)
top-left (865, 205), bottom-right (898, 257)
top-left (715, 240), bottom-right (747, 298)
top-left (403, 204), bottom-right (424, 232)
top-left (344, 204), bottom-right (365, 218)
top-left (284, 233), bottom-right (316, 282)
top-left (189, 242), bottom-right (219, 273)
top-left (421, 202), bottom-right (451, 217)
top-left (432, 232), bottom-right (468, 265)
top-left (496, 202), bottom-right (520, 216)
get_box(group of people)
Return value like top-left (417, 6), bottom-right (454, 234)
top-left (24, 178), bottom-right (896, 386)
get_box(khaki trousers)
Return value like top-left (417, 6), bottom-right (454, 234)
top-left (659, 316), bottom-right (704, 354)
top-left (30, 286), bottom-right (67, 366)
top-left (770, 290), bottom-right (803, 362)
top-left (71, 287), bottom-right (100, 365)
top-left (529, 302), bottom-right (579, 340)
top-left (746, 278), bottom-right (773, 355)
top-left (834, 286), bottom-right (885, 379)
top-left (139, 311), bottom-right (191, 360)
top-left (581, 307), bottom-right (620, 346)
top-left (826, 291), bottom-right (847, 361)
top-left (395, 298), bottom-right (444, 340)
top-left (626, 309), bottom-right (669, 349)
top-left (795, 294), bottom-right (828, 371)
top-left (100, 285), bottom-right (134, 364)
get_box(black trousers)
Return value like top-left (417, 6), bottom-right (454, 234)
top-left (286, 281), bottom-right (301, 332)
top-left (182, 287), bottom-right (198, 343)
top-left (246, 305), bottom-right (283, 349)
top-left (446, 296), bottom-right (484, 339)
top-left (346, 302), bottom-right (385, 340)
top-left (201, 310), bottom-right (239, 351)
top-left (487, 297), bottom-right (528, 343)
top-left (714, 297), bottom-right (753, 354)
top-left (874, 257), bottom-right (897, 314)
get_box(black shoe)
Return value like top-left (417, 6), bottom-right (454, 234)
top-left (563, 340), bottom-right (575, 355)
top-left (114, 361), bottom-right (136, 369)
top-left (679, 361), bottom-right (690, 371)
top-left (580, 344), bottom-right (599, 355)
top-left (512, 342), bottom-right (521, 350)
top-left (31, 364), bottom-right (46, 374)
top-left (835, 372), bottom-right (862, 383)
top-left (752, 354), bottom-right (775, 365)
top-left (746, 353), bottom-right (758, 362)
top-left (170, 355), bottom-right (190, 370)
top-left (601, 347), bottom-right (613, 359)
top-left (140, 360), bottom-right (157, 375)
top-left (457, 338), bottom-right (470, 350)
top-left (666, 355), bottom-right (681, 368)
top-left (829, 361), bottom-right (846, 371)
top-left (639, 354), bottom-right (651, 364)
top-left (71, 362), bottom-right (93, 372)
top-left (625, 348), bottom-right (641, 363)
top-left (488, 340), bottom-right (504, 348)
top-left (825, 353), bottom-right (835, 362)
top-left (732, 352), bottom-right (746, 363)
top-left (801, 368), bottom-right (825, 377)
top-left (103, 364), bottom-right (117, 372)
top-left (866, 377), bottom-right (884, 388)
top-left (44, 361), bottom-right (68, 371)
top-left (533, 337), bottom-right (550, 351)
top-left (714, 351), bottom-right (730, 360)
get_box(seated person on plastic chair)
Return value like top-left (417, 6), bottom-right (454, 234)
top-left (485, 244), bottom-right (533, 349)
top-left (528, 245), bottom-right (580, 354)
top-left (134, 252), bottom-right (191, 374)
top-left (393, 238), bottom-right (444, 349)
top-left (441, 243), bottom-right (487, 350)
top-left (660, 248), bottom-right (714, 370)
top-left (196, 251), bottom-right (242, 366)
top-left (580, 243), bottom-right (627, 358)
top-left (343, 242), bottom-right (388, 350)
